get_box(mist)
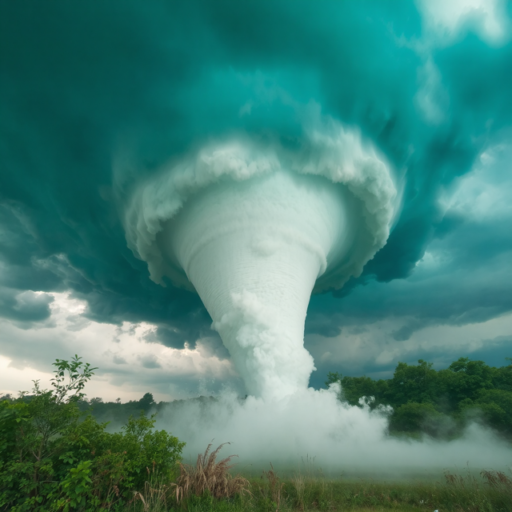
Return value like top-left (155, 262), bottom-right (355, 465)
top-left (156, 385), bottom-right (512, 476)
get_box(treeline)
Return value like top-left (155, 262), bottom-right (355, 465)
top-left (1, 390), bottom-right (215, 431)
top-left (3, 355), bottom-right (510, 510)
top-left (75, 393), bottom-right (215, 429)
top-left (326, 357), bottom-right (512, 439)
top-left (78, 392), bottom-right (163, 427)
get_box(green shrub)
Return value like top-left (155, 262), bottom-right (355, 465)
top-left (0, 356), bottom-right (184, 512)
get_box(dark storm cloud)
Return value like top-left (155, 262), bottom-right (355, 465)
top-left (307, 216), bottom-right (512, 340)
top-left (307, 137), bottom-right (512, 342)
top-left (0, 288), bottom-right (53, 325)
top-left (139, 354), bottom-right (161, 370)
top-left (0, 1), bottom-right (511, 346)
top-left (146, 325), bottom-right (201, 350)
top-left (467, 336), bottom-right (512, 368)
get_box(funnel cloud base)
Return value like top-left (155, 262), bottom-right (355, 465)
top-left (163, 171), bottom-right (351, 398)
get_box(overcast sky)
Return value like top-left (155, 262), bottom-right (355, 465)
top-left (0, 0), bottom-right (511, 401)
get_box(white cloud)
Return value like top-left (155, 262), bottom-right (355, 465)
top-left (442, 143), bottom-right (512, 220)
top-left (417, 0), bottom-right (508, 45)
top-left (415, 58), bottom-right (449, 124)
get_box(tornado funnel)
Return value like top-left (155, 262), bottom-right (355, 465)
top-left (160, 171), bottom-right (352, 398)
top-left (124, 123), bottom-right (397, 399)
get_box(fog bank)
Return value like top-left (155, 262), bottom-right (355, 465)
top-left (157, 386), bottom-right (512, 476)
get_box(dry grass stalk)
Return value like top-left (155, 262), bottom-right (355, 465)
top-left (445, 469), bottom-right (512, 494)
top-left (293, 472), bottom-right (306, 511)
top-left (132, 466), bottom-right (170, 512)
top-left (172, 443), bottom-right (250, 503)
top-left (444, 471), bottom-right (465, 488)
top-left (262, 463), bottom-right (284, 511)
top-left (133, 482), bottom-right (169, 512)
top-left (444, 470), bottom-right (478, 489)
top-left (481, 470), bottom-right (512, 491)
top-left (133, 481), bottom-right (169, 512)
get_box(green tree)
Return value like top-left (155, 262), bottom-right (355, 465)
top-left (325, 372), bottom-right (389, 407)
top-left (388, 402), bottom-right (439, 434)
top-left (386, 360), bottom-right (439, 407)
top-left (444, 358), bottom-right (494, 404)
top-left (138, 392), bottom-right (156, 412)
top-left (325, 357), bottom-right (512, 440)
top-left (463, 389), bottom-right (512, 435)
top-left (491, 358), bottom-right (512, 391)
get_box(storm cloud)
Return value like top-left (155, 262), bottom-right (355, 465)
top-left (1, 0), bottom-right (511, 376)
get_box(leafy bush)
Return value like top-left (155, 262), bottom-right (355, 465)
top-left (0, 356), bottom-right (184, 512)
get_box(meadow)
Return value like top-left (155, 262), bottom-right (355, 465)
top-left (125, 446), bottom-right (512, 512)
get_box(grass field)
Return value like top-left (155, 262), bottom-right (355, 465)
top-left (129, 473), bottom-right (512, 511)
top-left (127, 446), bottom-right (512, 512)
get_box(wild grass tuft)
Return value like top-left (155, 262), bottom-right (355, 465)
top-left (481, 469), bottom-right (512, 491)
top-left (172, 443), bottom-right (250, 504)
top-left (259, 463), bottom-right (284, 511)
top-left (131, 465), bottom-right (172, 512)
top-left (291, 456), bottom-right (328, 511)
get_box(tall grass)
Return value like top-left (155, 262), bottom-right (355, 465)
top-left (172, 443), bottom-right (250, 504)
top-left (442, 468), bottom-right (512, 512)
top-left (131, 465), bottom-right (173, 512)
top-left (126, 444), bottom-right (512, 512)
top-left (259, 464), bottom-right (284, 511)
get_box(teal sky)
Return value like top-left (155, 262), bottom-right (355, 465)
top-left (0, 0), bottom-right (511, 400)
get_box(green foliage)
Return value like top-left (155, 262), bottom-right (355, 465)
top-left (469, 389), bottom-right (512, 429)
top-left (388, 359), bottom-right (438, 406)
top-left (326, 372), bottom-right (388, 406)
top-left (0, 356), bottom-right (184, 512)
top-left (326, 357), bottom-right (512, 439)
top-left (389, 402), bottom-right (454, 438)
top-left (50, 356), bottom-right (97, 404)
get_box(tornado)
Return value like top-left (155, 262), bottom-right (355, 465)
top-left (124, 119), bottom-right (397, 400)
